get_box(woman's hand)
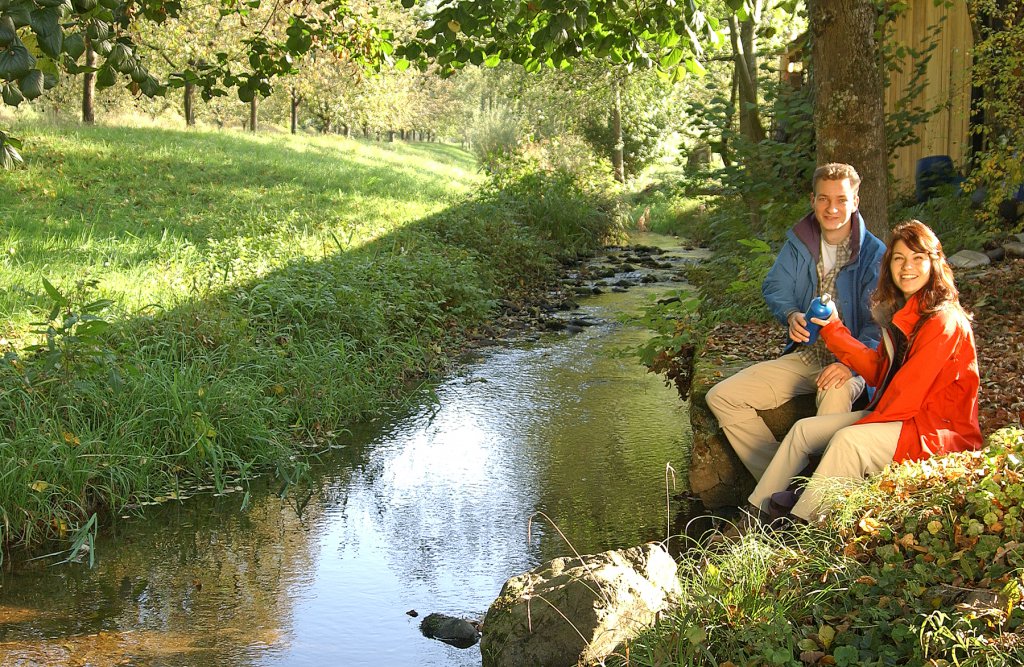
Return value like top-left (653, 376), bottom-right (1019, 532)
top-left (810, 307), bottom-right (840, 328)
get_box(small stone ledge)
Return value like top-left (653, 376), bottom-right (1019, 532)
top-left (688, 357), bottom-right (815, 508)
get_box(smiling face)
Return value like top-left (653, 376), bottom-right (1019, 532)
top-left (811, 178), bottom-right (859, 244)
top-left (890, 239), bottom-right (933, 299)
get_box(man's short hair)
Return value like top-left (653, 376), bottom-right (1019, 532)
top-left (813, 163), bottom-right (861, 193)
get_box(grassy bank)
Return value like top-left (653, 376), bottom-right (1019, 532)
top-left (619, 427), bottom-right (1024, 667)
top-left (0, 122), bottom-right (624, 556)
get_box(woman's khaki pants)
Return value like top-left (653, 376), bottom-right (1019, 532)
top-left (748, 410), bottom-right (901, 520)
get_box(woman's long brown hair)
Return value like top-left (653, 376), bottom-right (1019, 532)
top-left (872, 220), bottom-right (965, 327)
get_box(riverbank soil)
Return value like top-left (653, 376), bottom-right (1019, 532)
top-left (699, 258), bottom-right (1024, 436)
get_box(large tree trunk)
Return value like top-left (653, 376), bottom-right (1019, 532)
top-left (810, 0), bottom-right (889, 239)
top-left (82, 40), bottom-right (96, 125)
top-left (611, 77), bottom-right (624, 183)
top-left (729, 3), bottom-right (766, 144)
top-left (249, 98), bottom-right (258, 133)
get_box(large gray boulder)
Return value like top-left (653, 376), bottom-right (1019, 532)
top-left (948, 249), bottom-right (991, 269)
top-left (480, 543), bottom-right (680, 667)
top-left (688, 361), bottom-right (814, 508)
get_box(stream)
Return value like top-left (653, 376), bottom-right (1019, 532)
top-left (0, 234), bottom-right (706, 666)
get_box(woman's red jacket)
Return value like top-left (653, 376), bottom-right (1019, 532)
top-left (821, 294), bottom-right (983, 463)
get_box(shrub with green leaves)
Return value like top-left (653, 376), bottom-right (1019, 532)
top-left (487, 152), bottom-right (627, 258)
top-left (890, 189), bottom-right (988, 255)
top-left (469, 107), bottom-right (521, 173)
top-left (620, 427), bottom-right (1024, 667)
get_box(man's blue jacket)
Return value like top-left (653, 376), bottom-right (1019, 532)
top-left (762, 210), bottom-right (886, 355)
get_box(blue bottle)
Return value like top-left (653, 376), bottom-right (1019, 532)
top-left (803, 293), bottom-right (834, 345)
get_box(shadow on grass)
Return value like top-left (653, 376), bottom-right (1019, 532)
top-left (0, 123), bottom-right (623, 556)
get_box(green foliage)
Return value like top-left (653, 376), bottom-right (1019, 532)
top-left (469, 106), bottom-right (520, 172)
top-left (682, 72), bottom-right (816, 236)
top-left (890, 190), bottom-right (987, 255)
top-left (398, 0), bottom-right (722, 81)
top-left (0, 127), bottom-right (22, 167)
top-left (963, 1), bottom-right (1024, 231)
top-left (15, 277), bottom-right (117, 387)
top-left (627, 183), bottom-right (711, 238)
top-left (487, 150), bottom-right (627, 258)
top-left (622, 292), bottom-right (702, 398)
top-left (683, 197), bottom-right (780, 323)
top-left (579, 78), bottom-right (672, 179)
top-left (0, 0), bottom-right (393, 164)
top-left (621, 427), bottom-right (1024, 667)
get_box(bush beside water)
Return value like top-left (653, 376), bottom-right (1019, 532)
top-left (0, 123), bottom-right (624, 557)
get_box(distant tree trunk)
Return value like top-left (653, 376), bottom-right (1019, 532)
top-left (810, 0), bottom-right (889, 238)
top-left (290, 87), bottom-right (300, 134)
top-left (713, 68), bottom-right (737, 167)
top-left (82, 40), bottom-right (96, 125)
top-left (730, 3), bottom-right (766, 143)
top-left (184, 81), bottom-right (195, 126)
top-left (611, 78), bottom-right (624, 183)
top-left (249, 98), bottom-right (258, 133)
top-left (341, 124), bottom-right (350, 137)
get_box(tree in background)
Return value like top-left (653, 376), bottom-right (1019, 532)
top-left (578, 67), bottom-right (681, 178)
top-left (0, 0), bottom-right (392, 166)
top-left (398, 0), bottom-right (724, 181)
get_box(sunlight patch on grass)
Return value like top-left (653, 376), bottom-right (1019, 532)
top-left (0, 123), bottom-right (481, 341)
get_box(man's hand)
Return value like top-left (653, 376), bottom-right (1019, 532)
top-left (817, 363), bottom-right (853, 391)
top-left (788, 311), bottom-right (810, 343)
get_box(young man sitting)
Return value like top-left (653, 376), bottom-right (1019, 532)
top-left (706, 163), bottom-right (886, 490)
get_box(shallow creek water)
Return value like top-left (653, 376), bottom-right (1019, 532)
top-left (0, 235), bottom-right (706, 666)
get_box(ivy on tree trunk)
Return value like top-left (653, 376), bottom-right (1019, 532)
top-left (730, 4), bottom-right (765, 144)
top-left (611, 77), bottom-right (624, 183)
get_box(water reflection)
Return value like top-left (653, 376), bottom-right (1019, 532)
top-left (0, 238), bottom-right (697, 666)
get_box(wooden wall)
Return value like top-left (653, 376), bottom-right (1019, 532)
top-left (885, 1), bottom-right (973, 191)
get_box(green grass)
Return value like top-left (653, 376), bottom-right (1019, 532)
top-left (617, 427), bottom-right (1024, 667)
top-left (0, 121), bottom-right (623, 556)
top-left (0, 123), bottom-right (479, 334)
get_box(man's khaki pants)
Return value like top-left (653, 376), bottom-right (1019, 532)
top-left (706, 353), bottom-right (866, 480)
top-left (748, 410), bottom-right (901, 520)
